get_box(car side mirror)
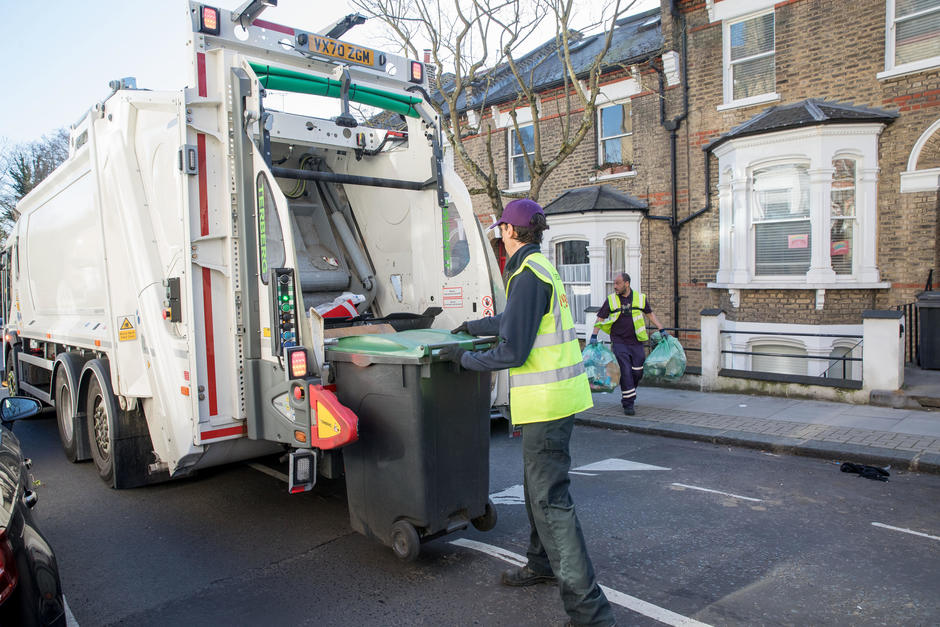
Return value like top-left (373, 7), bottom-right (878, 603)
top-left (0, 396), bottom-right (42, 429)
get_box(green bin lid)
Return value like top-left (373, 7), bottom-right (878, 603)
top-left (326, 328), bottom-right (479, 362)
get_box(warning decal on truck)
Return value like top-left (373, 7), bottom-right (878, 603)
top-left (118, 317), bottom-right (137, 342)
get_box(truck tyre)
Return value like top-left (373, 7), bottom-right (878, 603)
top-left (55, 374), bottom-right (79, 462)
top-left (86, 374), bottom-right (115, 485)
top-left (390, 520), bottom-right (420, 562)
top-left (471, 498), bottom-right (498, 532)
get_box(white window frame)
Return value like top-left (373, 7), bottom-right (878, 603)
top-left (830, 154), bottom-right (860, 276)
top-left (596, 102), bottom-right (633, 169)
top-left (604, 236), bottom-right (627, 294)
top-left (710, 124), bottom-right (891, 295)
top-left (879, 0), bottom-right (940, 80)
top-left (720, 9), bottom-right (779, 110)
top-left (553, 239), bottom-right (591, 325)
top-left (508, 123), bottom-right (534, 191)
top-left (749, 160), bottom-right (813, 278)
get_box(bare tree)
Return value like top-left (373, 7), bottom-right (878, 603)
top-left (0, 129), bottom-right (70, 236)
top-left (351, 0), bottom-right (632, 214)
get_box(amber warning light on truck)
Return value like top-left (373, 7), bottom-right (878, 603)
top-left (198, 5), bottom-right (220, 35)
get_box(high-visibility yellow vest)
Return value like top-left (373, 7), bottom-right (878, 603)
top-left (594, 291), bottom-right (648, 341)
top-left (505, 252), bottom-right (593, 425)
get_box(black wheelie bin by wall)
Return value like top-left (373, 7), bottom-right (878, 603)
top-left (916, 290), bottom-right (940, 369)
top-left (325, 329), bottom-right (498, 560)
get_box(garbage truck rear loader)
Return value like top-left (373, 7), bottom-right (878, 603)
top-left (1, 2), bottom-right (506, 556)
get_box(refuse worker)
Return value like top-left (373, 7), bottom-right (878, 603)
top-left (590, 272), bottom-right (664, 416)
top-left (439, 198), bottom-right (615, 627)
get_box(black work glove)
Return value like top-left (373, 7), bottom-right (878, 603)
top-left (437, 345), bottom-right (466, 364)
top-left (451, 321), bottom-right (470, 334)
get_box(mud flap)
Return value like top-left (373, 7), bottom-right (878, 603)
top-left (111, 405), bottom-right (171, 489)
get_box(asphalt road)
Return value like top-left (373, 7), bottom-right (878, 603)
top-left (12, 409), bottom-right (940, 626)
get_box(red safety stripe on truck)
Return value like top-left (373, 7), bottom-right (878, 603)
top-left (196, 133), bottom-right (218, 417)
top-left (253, 19), bottom-right (294, 36)
top-left (197, 52), bottom-right (207, 98)
top-left (200, 424), bottom-right (247, 442)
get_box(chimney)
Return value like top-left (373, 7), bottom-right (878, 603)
top-left (423, 49), bottom-right (436, 84)
top-left (424, 49), bottom-right (431, 63)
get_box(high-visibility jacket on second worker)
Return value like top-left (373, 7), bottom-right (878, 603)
top-left (594, 291), bottom-right (648, 341)
top-left (505, 252), bottom-right (593, 424)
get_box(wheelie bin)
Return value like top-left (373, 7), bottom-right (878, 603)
top-left (325, 329), bottom-right (497, 560)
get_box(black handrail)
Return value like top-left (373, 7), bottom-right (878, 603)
top-left (720, 330), bottom-right (862, 339)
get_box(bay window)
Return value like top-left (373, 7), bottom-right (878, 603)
top-left (752, 164), bottom-right (811, 276)
top-left (605, 237), bottom-right (626, 294)
top-left (830, 158), bottom-right (857, 275)
top-left (555, 240), bottom-right (590, 324)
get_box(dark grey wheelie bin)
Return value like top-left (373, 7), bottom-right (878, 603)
top-left (325, 329), bottom-right (497, 560)
top-left (917, 290), bottom-right (940, 369)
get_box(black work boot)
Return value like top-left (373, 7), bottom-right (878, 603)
top-left (500, 565), bottom-right (557, 587)
top-left (623, 406), bottom-right (635, 416)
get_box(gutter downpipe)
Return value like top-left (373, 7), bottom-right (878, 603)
top-left (646, 0), bottom-right (713, 329)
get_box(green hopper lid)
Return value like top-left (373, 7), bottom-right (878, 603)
top-left (326, 329), bottom-right (480, 361)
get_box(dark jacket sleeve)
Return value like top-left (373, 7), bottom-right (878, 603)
top-left (466, 314), bottom-right (501, 337)
top-left (597, 298), bottom-right (611, 318)
top-left (459, 268), bottom-right (550, 371)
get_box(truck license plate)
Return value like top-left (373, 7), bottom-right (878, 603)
top-left (309, 35), bottom-right (377, 68)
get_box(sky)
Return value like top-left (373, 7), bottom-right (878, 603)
top-left (0, 0), bottom-right (657, 145)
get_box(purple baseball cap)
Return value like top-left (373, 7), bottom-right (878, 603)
top-left (489, 198), bottom-right (545, 230)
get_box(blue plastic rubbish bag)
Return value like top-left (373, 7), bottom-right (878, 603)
top-left (643, 334), bottom-right (687, 380)
top-left (582, 342), bottom-right (620, 393)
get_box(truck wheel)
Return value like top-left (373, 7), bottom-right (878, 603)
top-left (471, 498), bottom-right (498, 532)
top-left (55, 374), bottom-right (78, 462)
top-left (86, 374), bottom-right (115, 485)
top-left (390, 520), bottom-right (420, 562)
top-left (4, 350), bottom-right (17, 396)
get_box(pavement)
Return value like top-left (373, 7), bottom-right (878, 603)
top-left (578, 383), bottom-right (940, 475)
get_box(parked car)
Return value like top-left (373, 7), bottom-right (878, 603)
top-left (0, 397), bottom-right (65, 626)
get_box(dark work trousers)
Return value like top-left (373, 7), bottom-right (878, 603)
top-left (521, 416), bottom-right (614, 627)
top-left (612, 342), bottom-right (646, 410)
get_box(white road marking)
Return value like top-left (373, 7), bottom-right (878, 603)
top-left (449, 539), bottom-right (712, 627)
top-left (247, 462), bottom-right (289, 483)
top-left (871, 522), bottom-right (940, 542)
top-left (671, 483), bottom-right (763, 503)
top-left (450, 538), bottom-right (526, 566)
top-left (490, 484), bottom-right (525, 505)
top-left (575, 458), bottom-right (671, 472)
top-left (64, 595), bottom-right (79, 626)
top-left (569, 471), bottom-right (599, 476)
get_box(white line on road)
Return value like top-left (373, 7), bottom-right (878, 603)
top-left (871, 522), bottom-right (940, 542)
top-left (575, 458), bottom-right (671, 472)
top-left (490, 484), bottom-right (526, 505)
top-left (671, 483), bottom-right (763, 503)
top-left (449, 539), bottom-right (712, 627)
top-left (247, 462), bottom-right (289, 483)
top-left (64, 595), bottom-right (79, 626)
top-left (569, 471), bottom-right (599, 476)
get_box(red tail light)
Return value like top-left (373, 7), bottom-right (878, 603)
top-left (0, 529), bottom-right (19, 604)
top-left (287, 347), bottom-right (308, 379)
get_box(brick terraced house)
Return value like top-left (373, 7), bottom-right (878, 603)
top-left (452, 0), bottom-right (939, 382)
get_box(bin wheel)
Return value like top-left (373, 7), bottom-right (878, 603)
top-left (390, 520), bottom-right (420, 561)
top-left (471, 499), bottom-right (498, 532)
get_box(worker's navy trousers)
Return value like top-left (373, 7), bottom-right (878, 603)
top-left (612, 342), bottom-right (646, 410)
top-left (521, 415), bottom-right (614, 627)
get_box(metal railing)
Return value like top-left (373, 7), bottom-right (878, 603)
top-left (897, 302), bottom-right (919, 365)
top-left (719, 329), bottom-right (863, 384)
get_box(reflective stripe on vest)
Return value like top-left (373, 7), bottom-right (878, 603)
top-left (596, 290), bottom-right (648, 342)
top-left (505, 252), bottom-right (593, 425)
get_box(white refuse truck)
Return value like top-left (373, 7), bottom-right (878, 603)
top-left (1, 0), bottom-right (508, 525)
